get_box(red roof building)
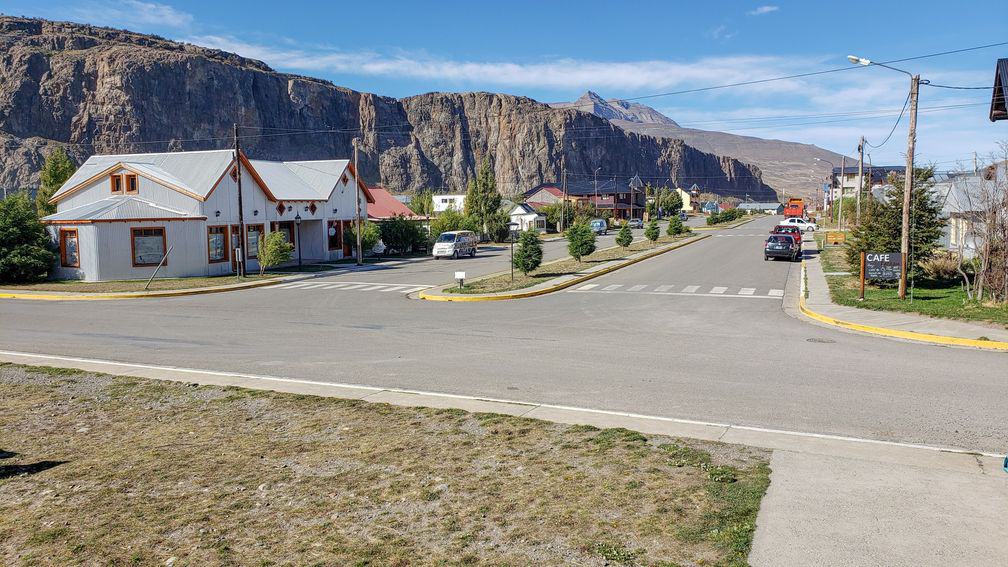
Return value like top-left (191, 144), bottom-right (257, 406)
top-left (367, 186), bottom-right (422, 221)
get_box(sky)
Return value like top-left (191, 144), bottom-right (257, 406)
top-left (5, 0), bottom-right (1008, 168)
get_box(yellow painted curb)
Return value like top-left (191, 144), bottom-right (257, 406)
top-left (0, 277), bottom-right (286, 301)
top-left (419, 234), bottom-right (711, 302)
top-left (798, 264), bottom-right (1008, 351)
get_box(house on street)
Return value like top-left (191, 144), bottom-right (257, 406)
top-left (700, 201), bottom-right (719, 215)
top-left (738, 202), bottom-right (784, 214)
top-left (432, 194), bottom-right (466, 213)
top-left (42, 149), bottom-right (373, 281)
top-left (367, 185), bottom-right (422, 221)
top-left (990, 58), bottom-right (1007, 122)
top-left (523, 179), bottom-right (646, 220)
top-left (509, 203), bottom-right (546, 232)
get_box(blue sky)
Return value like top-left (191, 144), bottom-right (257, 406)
top-left (5, 0), bottom-right (1008, 167)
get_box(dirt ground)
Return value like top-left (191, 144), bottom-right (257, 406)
top-left (0, 363), bottom-right (770, 566)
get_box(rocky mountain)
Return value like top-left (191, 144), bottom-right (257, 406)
top-left (553, 92), bottom-right (847, 201)
top-left (0, 16), bottom-right (776, 202)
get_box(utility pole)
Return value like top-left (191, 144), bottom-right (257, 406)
top-left (593, 168), bottom-right (600, 210)
top-left (898, 74), bottom-right (920, 300)
top-left (560, 157), bottom-right (567, 232)
top-left (233, 123), bottom-right (247, 277)
top-left (838, 155), bottom-right (846, 231)
top-left (973, 151), bottom-right (978, 175)
top-left (856, 136), bottom-right (864, 225)
top-left (352, 137), bottom-right (363, 266)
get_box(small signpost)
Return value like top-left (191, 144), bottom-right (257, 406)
top-left (455, 271), bottom-right (466, 290)
top-left (860, 252), bottom-right (902, 300)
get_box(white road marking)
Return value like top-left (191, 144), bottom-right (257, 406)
top-left (1, 349), bottom-right (997, 459)
top-left (320, 283), bottom-right (349, 290)
top-left (299, 283), bottom-right (331, 290)
top-left (627, 285), bottom-right (647, 292)
top-left (602, 284), bottom-right (623, 291)
top-left (400, 286), bottom-right (430, 294)
top-left (275, 282), bottom-right (310, 289)
top-left (769, 288), bottom-right (784, 297)
top-left (335, 284), bottom-right (368, 290)
top-left (654, 285), bottom-right (674, 292)
top-left (577, 284), bottom-right (599, 291)
top-left (681, 285), bottom-right (700, 293)
top-left (710, 286), bottom-right (728, 294)
top-left (739, 288), bottom-right (756, 295)
top-left (359, 285), bottom-right (388, 291)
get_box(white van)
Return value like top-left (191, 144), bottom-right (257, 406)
top-left (432, 230), bottom-right (478, 259)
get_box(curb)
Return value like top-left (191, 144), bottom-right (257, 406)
top-left (692, 215), bottom-right (759, 231)
top-left (798, 262), bottom-right (1008, 352)
top-left (419, 234), bottom-right (711, 302)
top-left (0, 275), bottom-right (293, 301)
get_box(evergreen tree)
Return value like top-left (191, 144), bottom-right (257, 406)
top-left (645, 220), bottom-right (660, 243)
top-left (512, 229), bottom-right (543, 275)
top-left (846, 167), bottom-right (945, 280)
top-left (615, 224), bottom-right (633, 248)
top-left (566, 221), bottom-right (596, 262)
top-left (408, 189), bottom-right (434, 217)
top-left (0, 192), bottom-right (57, 283)
top-left (666, 216), bottom-right (684, 236)
top-left (35, 146), bottom-right (76, 216)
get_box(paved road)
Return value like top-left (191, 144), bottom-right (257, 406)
top-left (2, 215), bottom-right (1005, 452)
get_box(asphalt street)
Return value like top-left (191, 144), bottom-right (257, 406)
top-left (2, 215), bottom-right (1005, 453)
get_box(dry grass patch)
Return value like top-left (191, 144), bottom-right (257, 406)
top-left (0, 363), bottom-right (769, 566)
top-left (0, 274), bottom-right (277, 293)
top-left (448, 234), bottom-right (695, 294)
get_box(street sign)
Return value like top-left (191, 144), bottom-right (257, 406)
top-left (825, 231), bottom-right (846, 245)
top-left (864, 253), bottom-right (902, 281)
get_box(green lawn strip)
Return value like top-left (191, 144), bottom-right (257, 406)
top-left (816, 240), bottom-right (1008, 329)
top-left (0, 363), bottom-right (770, 566)
top-left (0, 274), bottom-right (279, 293)
top-left (446, 234), bottom-right (693, 294)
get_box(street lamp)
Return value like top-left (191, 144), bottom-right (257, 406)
top-left (508, 221), bottom-right (520, 282)
top-left (847, 54), bottom-right (927, 300)
top-left (593, 167), bottom-right (602, 211)
top-left (294, 212), bottom-right (303, 268)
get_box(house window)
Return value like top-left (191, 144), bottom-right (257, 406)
top-left (327, 220), bottom-right (342, 251)
top-left (131, 227), bottom-right (166, 267)
top-left (207, 226), bottom-right (228, 263)
top-left (124, 174), bottom-right (138, 194)
top-left (246, 224), bottom-right (264, 258)
top-left (59, 228), bottom-right (79, 268)
top-left (110, 174), bottom-right (123, 194)
top-left (271, 222), bottom-right (294, 244)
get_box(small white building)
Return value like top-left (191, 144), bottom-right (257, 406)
top-left (509, 204), bottom-right (546, 232)
top-left (43, 149), bottom-right (373, 281)
top-left (433, 194), bottom-right (466, 213)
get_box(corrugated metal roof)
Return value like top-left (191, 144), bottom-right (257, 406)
top-left (52, 149), bottom-right (234, 201)
top-left (249, 159), bottom-right (329, 200)
top-left (42, 196), bottom-right (200, 222)
top-left (738, 202), bottom-right (782, 209)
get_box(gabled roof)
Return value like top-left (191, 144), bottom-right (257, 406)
top-left (510, 203), bottom-right (540, 216)
top-left (367, 186), bottom-right (419, 220)
top-left (991, 58), bottom-right (1008, 122)
top-left (42, 196), bottom-right (203, 224)
top-left (738, 202), bottom-right (782, 209)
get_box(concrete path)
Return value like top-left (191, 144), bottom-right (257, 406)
top-left (1, 349), bottom-right (1004, 567)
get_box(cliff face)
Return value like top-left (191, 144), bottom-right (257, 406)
top-left (0, 16), bottom-right (776, 201)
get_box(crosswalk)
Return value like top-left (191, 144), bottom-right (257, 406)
top-left (568, 283), bottom-right (785, 299)
top-left (272, 281), bottom-right (431, 294)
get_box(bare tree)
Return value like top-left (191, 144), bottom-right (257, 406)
top-left (960, 141), bottom-right (1008, 304)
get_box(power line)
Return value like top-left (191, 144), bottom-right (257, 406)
top-left (864, 91), bottom-right (911, 149)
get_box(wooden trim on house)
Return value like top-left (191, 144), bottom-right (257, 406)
top-left (346, 162), bottom-right (375, 204)
top-left (245, 223), bottom-right (265, 259)
top-left (58, 228), bottom-right (79, 268)
top-left (124, 173), bottom-right (139, 194)
top-left (130, 226), bottom-right (167, 268)
top-left (327, 219), bottom-right (343, 251)
top-left (52, 163), bottom-right (204, 204)
top-left (207, 225), bottom-right (229, 264)
top-left (204, 152), bottom-right (282, 204)
top-left (110, 174), bottom-right (123, 194)
top-left (43, 217), bottom-right (207, 225)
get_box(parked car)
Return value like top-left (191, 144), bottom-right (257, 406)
top-left (679, 211), bottom-right (689, 222)
top-left (782, 217), bottom-right (818, 232)
top-left (432, 230), bottom-right (478, 259)
top-left (589, 218), bottom-right (608, 235)
top-left (764, 234), bottom-right (801, 261)
top-left (771, 224), bottom-right (804, 244)
top-left (627, 218), bottom-right (644, 229)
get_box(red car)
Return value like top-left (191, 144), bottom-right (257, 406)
top-left (771, 224), bottom-right (804, 245)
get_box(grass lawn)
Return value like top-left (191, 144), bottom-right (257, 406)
top-left (0, 363), bottom-right (770, 566)
top-left (0, 274), bottom-right (278, 293)
top-left (817, 241), bottom-right (1008, 330)
top-left (447, 234), bottom-right (695, 295)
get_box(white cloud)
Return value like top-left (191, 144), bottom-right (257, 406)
top-left (69, 0), bottom-right (193, 29)
top-left (748, 5), bottom-right (779, 16)
top-left (707, 24), bottom-right (737, 41)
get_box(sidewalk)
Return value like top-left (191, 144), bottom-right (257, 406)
top-left (802, 250), bottom-right (1008, 346)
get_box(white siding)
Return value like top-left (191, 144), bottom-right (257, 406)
top-left (60, 168), bottom-right (201, 215)
top-left (91, 221), bottom-right (209, 281)
top-left (47, 224), bottom-right (97, 281)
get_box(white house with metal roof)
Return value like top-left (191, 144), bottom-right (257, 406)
top-left (43, 149), bottom-right (372, 281)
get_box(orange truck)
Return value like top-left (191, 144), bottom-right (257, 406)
top-left (783, 198), bottom-right (805, 218)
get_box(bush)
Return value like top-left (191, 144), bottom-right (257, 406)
top-left (512, 229), bottom-right (543, 275)
top-left (566, 222), bottom-right (596, 262)
top-left (379, 215), bottom-right (422, 255)
top-left (257, 230), bottom-right (294, 274)
top-left (0, 192), bottom-right (57, 283)
top-left (615, 224), bottom-right (632, 248)
top-left (343, 220), bottom-right (381, 254)
top-left (644, 220), bottom-right (660, 243)
top-left (666, 217), bottom-right (684, 236)
top-left (429, 209), bottom-right (479, 243)
top-left (918, 250), bottom-right (962, 282)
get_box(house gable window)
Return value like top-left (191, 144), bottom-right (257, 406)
top-left (131, 227), bottom-right (166, 267)
top-left (207, 226), bottom-right (228, 263)
top-left (59, 228), bottom-right (79, 268)
top-left (110, 174), bottom-right (123, 194)
top-left (246, 224), bottom-right (264, 259)
top-left (124, 173), bottom-right (139, 194)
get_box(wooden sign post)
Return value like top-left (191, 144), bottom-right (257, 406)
top-left (859, 252), bottom-right (866, 301)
